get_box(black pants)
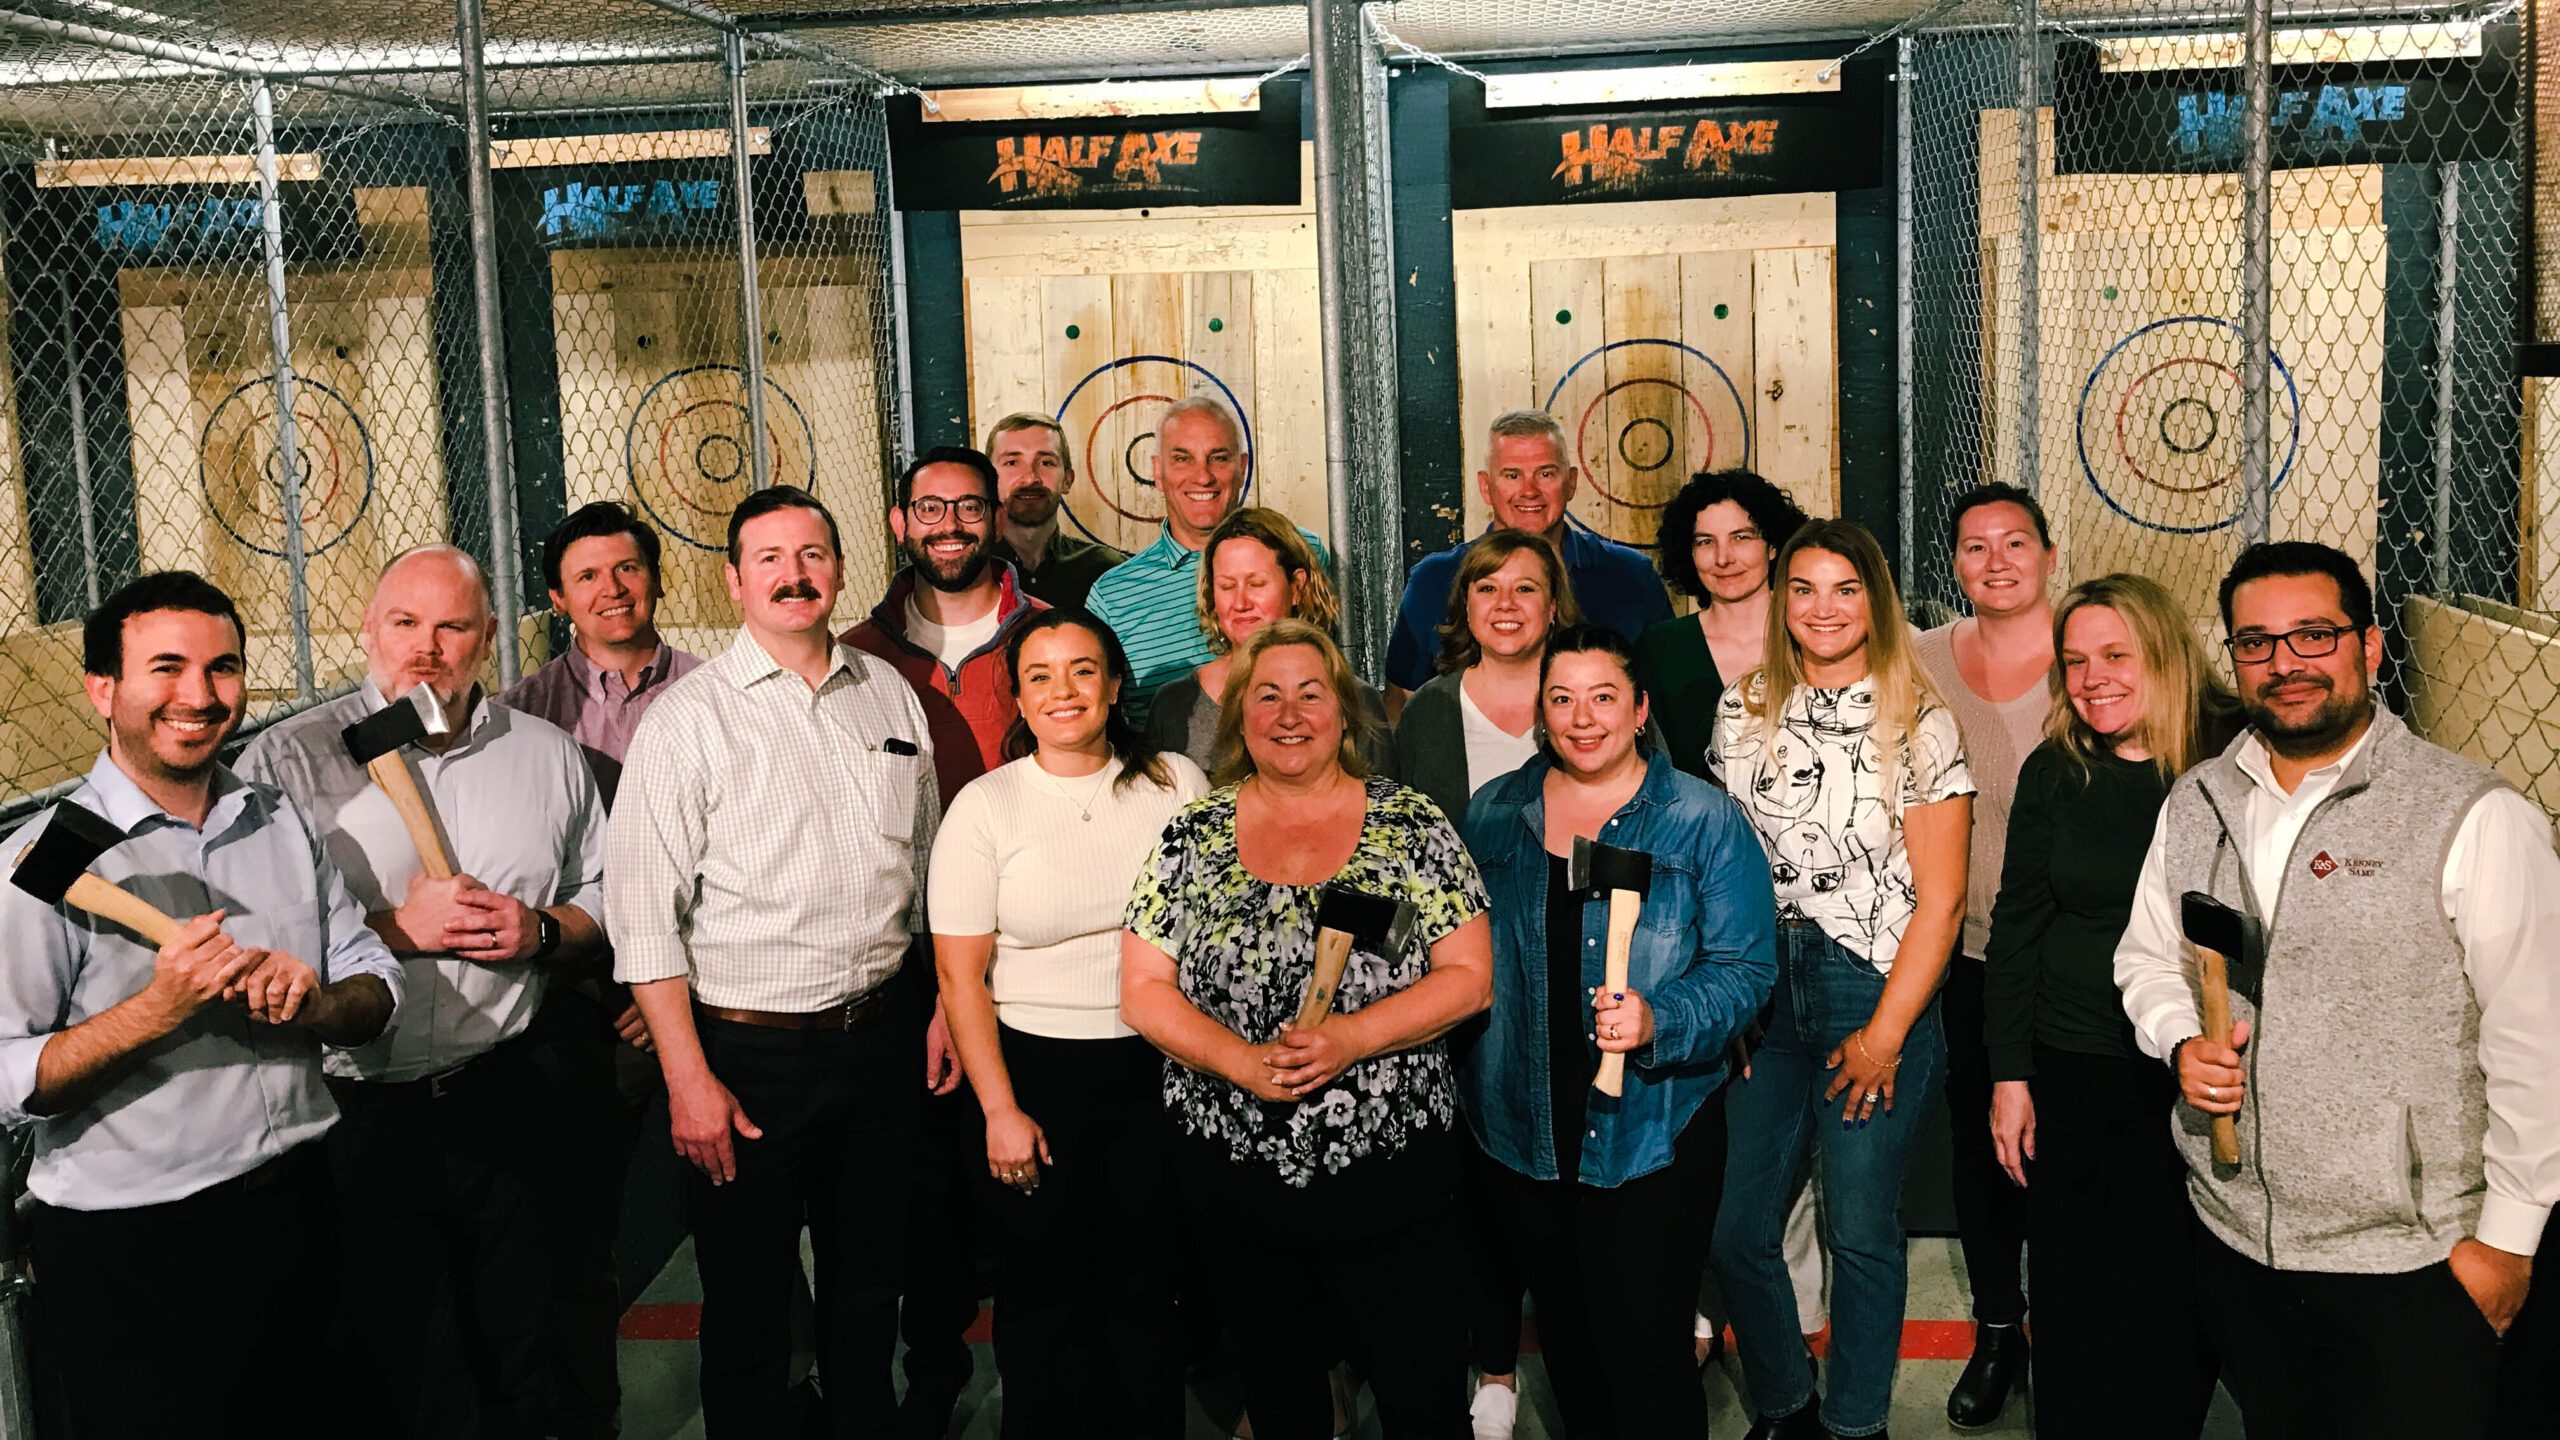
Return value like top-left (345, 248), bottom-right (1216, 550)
top-left (328, 1035), bottom-right (556, 1440)
top-left (1940, 958), bottom-right (2028, 1326)
top-left (984, 1027), bottom-right (1182, 1440)
top-left (2024, 1048), bottom-right (2214, 1439)
top-left (900, 960), bottom-right (986, 1437)
top-left (35, 1147), bottom-right (333, 1440)
top-left (529, 985), bottom-right (640, 1440)
top-left (1502, 1102), bottom-right (1723, 1440)
top-left (2494, 1205), bottom-right (2559, 1430)
top-left (2198, 1232), bottom-right (2503, 1439)
top-left (1458, 1136), bottom-right (1528, 1376)
top-left (692, 1009), bottom-right (920, 1438)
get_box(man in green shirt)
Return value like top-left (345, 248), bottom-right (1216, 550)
top-left (983, 412), bottom-right (1125, 612)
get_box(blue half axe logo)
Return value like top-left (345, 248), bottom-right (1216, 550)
top-left (2174, 83), bottom-right (2411, 157)
top-left (93, 197), bottom-right (264, 253)
top-left (539, 177), bottom-right (723, 241)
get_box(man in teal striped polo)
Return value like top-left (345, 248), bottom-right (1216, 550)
top-left (1087, 395), bottom-right (1327, 726)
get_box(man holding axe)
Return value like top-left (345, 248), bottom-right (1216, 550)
top-left (242, 544), bottom-right (609, 1439)
top-left (0, 572), bottom-right (400, 1440)
top-left (2113, 542), bottom-right (2560, 1439)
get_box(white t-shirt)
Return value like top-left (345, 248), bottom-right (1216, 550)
top-left (906, 594), bottom-right (1002, 673)
top-left (1458, 682), bottom-right (1539, 796)
top-left (926, 751), bottom-right (1211, 1038)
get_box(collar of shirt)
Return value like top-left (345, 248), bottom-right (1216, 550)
top-left (565, 640), bottom-right (679, 703)
top-left (714, 627), bottom-right (871, 693)
top-left (1130, 526), bottom-right (1204, 573)
top-left (2233, 719), bottom-right (2380, 811)
top-left (359, 678), bottom-right (498, 756)
top-left (83, 750), bottom-right (263, 845)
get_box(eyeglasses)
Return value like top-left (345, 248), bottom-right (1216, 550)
top-left (2223, 624), bottom-right (2351, 665)
top-left (904, 495), bottom-right (991, 526)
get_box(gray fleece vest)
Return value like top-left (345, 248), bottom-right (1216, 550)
top-left (2156, 709), bottom-right (2503, 1274)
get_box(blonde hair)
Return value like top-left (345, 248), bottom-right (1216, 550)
top-left (1208, 618), bottom-right (1377, 787)
top-left (1744, 519), bottom-right (1937, 813)
top-left (1194, 507), bottom-right (1339, 656)
top-left (2046, 573), bottom-right (2234, 783)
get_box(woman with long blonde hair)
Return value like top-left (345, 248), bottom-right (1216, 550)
top-left (1708, 519), bottom-right (1976, 1440)
top-left (1978, 573), bottom-right (2234, 1438)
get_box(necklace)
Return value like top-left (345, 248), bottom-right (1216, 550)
top-left (1042, 752), bottom-right (1115, 821)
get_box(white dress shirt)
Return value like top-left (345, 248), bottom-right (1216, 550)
top-left (239, 685), bottom-right (609, 1083)
top-left (608, 631), bottom-right (940, 1011)
top-left (2114, 724), bottom-right (2560, 1256)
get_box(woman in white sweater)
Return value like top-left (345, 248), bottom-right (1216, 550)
top-left (930, 609), bottom-right (1208, 1440)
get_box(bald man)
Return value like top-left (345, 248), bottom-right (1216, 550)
top-left (242, 545), bottom-right (611, 1439)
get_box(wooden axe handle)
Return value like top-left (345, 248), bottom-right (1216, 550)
top-left (2194, 943), bottom-right (2241, 1166)
top-left (60, 872), bottom-right (183, 948)
top-left (1594, 886), bottom-right (1640, 1098)
top-left (366, 753), bottom-right (455, 880)
top-left (1293, 927), bottom-right (1356, 1031)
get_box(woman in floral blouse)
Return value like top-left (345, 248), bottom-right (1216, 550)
top-left (1122, 618), bottom-right (1493, 1440)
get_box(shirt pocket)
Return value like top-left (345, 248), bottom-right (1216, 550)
top-left (844, 749), bottom-right (922, 842)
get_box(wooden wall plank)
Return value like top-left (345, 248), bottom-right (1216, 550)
top-left (1036, 274), bottom-right (1121, 546)
top-left (1453, 193), bottom-right (1834, 265)
top-left (1596, 253), bottom-right (1687, 549)
top-left (1250, 268), bottom-right (1329, 548)
top-left (967, 273), bottom-right (1049, 445)
top-left (119, 300), bottom-right (208, 583)
top-left (960, 213), bottom-right (1318, 276)
top-left (1752, 246), bottom-right (1839, 518)
top-left (1679, 250), bottom-right (1756, 475)
top-left (1456, 257), bottom-right (1528, 537)
top-left (0, 261), bottom-right (33, 633)
top-left (1529, 259), bottom-right (1607, 539)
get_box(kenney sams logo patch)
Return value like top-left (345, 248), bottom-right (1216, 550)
top-left (2308, 850), bottom-right (2384, 879)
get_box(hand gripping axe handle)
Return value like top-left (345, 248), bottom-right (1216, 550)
top-left (2181, 890), bottom-right (2250, 1166)
top-left (1570, 835), bottom-right (1654, 1098)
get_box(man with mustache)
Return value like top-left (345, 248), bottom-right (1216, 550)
top-left (984, 413), bottom-right (1125, 611)
top-left (243, 544), bottom-right (611, 1439)
top-left (610, 486), bottom-right (940, 1437)
top-left (843, 445), bottom-right (1047, 1436)
top-left (0, 571), bottom-right (401, 1440)
top-left (2113, 541), bottom-right (2560, 1438)
top-left (501, 500), bottom-right (701, 1440)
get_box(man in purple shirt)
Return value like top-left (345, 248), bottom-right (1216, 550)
top-left (502, 500), bottom-right (700, 1440)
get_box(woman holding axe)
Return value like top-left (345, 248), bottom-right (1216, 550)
top-left (1122, 619), bottom-right (1492, 1440)
top-left (1459, 624), bottom-right (1777, 1439)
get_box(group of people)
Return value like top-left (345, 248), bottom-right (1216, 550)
top-left (0, 392), bottom-right (2550, 1440)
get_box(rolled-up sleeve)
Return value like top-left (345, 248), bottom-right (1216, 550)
top-left (2112, 807), bottom-right (2198, 1062)
top-left (2448, 787), bottom-right (2560, 1257)
top-left (551, 755), bottom-right (611, 940)
top-left (607, 713), bottom-right (706, 986)
top-left (302, 803), bottom-right (404, 1016)
top-left (0, 851), bottom-right (77, 1127)
top-left (1642, 797), bottom-right (1778, 1071)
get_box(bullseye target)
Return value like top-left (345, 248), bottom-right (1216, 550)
top-left (200, 376), bottom-right (377, 560)
top-left (1542, 339), bottom-right (1751, 543)
top-left (1052, 355), bottom-right (1255, 540)
top-left (2076, 316), bottom-right (2300, 535)
top-left (625, 365), bottom-right (817, 551)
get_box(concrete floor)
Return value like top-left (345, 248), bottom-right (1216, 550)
top-left (612, 1235), bottom-right (2247, 1439)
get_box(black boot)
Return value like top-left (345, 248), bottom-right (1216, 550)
top-left (1742, 1406), bottom-right (1827, 1440)
top-left (1946, 1321), bottom-right (2027, 1430)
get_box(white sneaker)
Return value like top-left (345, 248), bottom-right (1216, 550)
top-left (1469, 1376), bottom-right (1518, 1440)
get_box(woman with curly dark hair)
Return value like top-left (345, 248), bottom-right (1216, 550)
top-left (1636, 470), bottom-right (1810, 778)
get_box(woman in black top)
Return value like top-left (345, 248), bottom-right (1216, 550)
top-left (1980, 572), bottom-right (2235, 1438)
top-left (1634, 469), bottom-right (1808, 778)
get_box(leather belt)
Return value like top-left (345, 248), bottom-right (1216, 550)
top-left (696, 988), bottom-right (892, 1033)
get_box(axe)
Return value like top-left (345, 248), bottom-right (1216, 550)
top-left (1570, 835), bottom-right (1654, 1098)
top-left (1294, 885), bottom-right (1418, 1031)
top-left (340, 685), bottom-right (456, 880)
top-left (10, 801), bottom-right (181, 946)
top-left (2180, 890), bottom-right (2256, 1166)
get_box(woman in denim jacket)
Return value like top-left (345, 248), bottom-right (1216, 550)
top-left (1458, 624), bottom-right (1777, 1439)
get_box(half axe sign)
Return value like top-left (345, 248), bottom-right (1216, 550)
top-left (1570, 835), bottom-right (1653, 1098)
top-left (340, 685), bottom-right (456, 880)
top-left (10, 800), bottom-right (182, 945)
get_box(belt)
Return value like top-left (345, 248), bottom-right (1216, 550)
top-left (332, 1030), bottom-right (535, 1105)
top-left (695, 988), bottom-right (893, 1032)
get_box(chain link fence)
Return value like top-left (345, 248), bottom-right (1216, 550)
top-left (0, 0), bottom-right (903, 820)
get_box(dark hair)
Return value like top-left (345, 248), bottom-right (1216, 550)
top-left (898, 446), bottom-right (1000, 506)
top-left (542, 500), bottom-right (662, 593)
top-left (1534, 623), bottom-right (1652, 758)
top-left (1946, 482), bottom-right (2052, 553)
top-left (726, 485), bottom-right (841, 565)
top-left (84, 571), bottom-right (246, 678)
top-left (1433, 528), bottom-right (1581, 674)
top-left (2217, 540), bottom-right (2375, 633)
top-left (1653, 469), bottom-right (1810, 601)
top-left (998, 609), bottom-right (1176, 793)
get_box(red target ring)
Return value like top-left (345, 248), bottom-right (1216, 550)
top-left (1083, 392), bottom-right (1177, 524)
top-left (1574, 378), bottom-right (1718, 510)
top-left (2112, 357), bottom-right (2242, 496)
top-left (654, 398), bottom-right (786, 517)
top-left (198, 375), bottom-right (377, 560)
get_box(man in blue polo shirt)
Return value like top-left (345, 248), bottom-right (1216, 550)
top-left (1385, 409), bottom-right (1671, 705)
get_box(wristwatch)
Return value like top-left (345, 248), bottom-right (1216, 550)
top-left (530, 907), bottom-right (562, 961)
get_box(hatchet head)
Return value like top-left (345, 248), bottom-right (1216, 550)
top-left (1569, 834), bottom-right (1653, 899)
top-left (1314, 884), bottom-right (1417, 958)
top-left (340, 684), bottom-right (450, 767)
top-left (2180, 890), bottom-right (2264, 1005)
top-left (10, 801), bottom-right (129, 906)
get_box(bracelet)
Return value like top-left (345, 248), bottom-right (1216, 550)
top-left (1852, 1030), bottom-right (1902, 1070)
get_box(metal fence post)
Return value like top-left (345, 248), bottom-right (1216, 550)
top-left (2432, 164), bottom-right (2460, 595)
top-left (252, 77), bottom-right (317, 700)
top-left (455, 0), bottom-right (524, 679)
top-left (1897, 34), bottom-right (1917, 583)
top-left (726, 29), bottom-right (772, 492)
top-left (1308, 0), bottom-right (1402, 681)
top-left (2239, 0), bottom-right (2274, 546)
top-left (55, 293), bottom-right (101, 610)
top-left (2014, 0), bottom-right (2041, 499)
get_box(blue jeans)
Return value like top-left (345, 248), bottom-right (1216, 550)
top-left (1711, 922), bottom-right (1947, 1438)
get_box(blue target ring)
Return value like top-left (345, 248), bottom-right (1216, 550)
top-left (1052, 355), bottom-right (1256, 545)
top-left (625, 365), bottom-right (818, 552)
top-left (2076, 316), bottom-right (2300, 536)
top-left (1543, 337), bottom-right (1751, 549)
top-left (200, 375), bottom-right (376, 560)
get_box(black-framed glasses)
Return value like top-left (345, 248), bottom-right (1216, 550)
top-left (2223, 624), bottom-right (2350, 665)
top-left (904, 495), bottom-right (991, 526)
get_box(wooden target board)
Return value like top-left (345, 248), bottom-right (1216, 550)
top-left (959, 145), bottom-right (1326, 556)
top-left (1978, 109), bottom-right (2382, 623)
top-left (1454, 192), bottom-right (1838, 553)
top-left (117, 186), bottom-right (450, 695)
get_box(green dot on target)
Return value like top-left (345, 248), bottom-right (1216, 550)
top-left (1064, 323), bottom-right (1080, 339)
top-left (1555, 309), bottom-right (1572, 325)
top-left (2103, 285), bottom-right (2119, 301)
top-left (1714, 303), bottom-right (1729, 320)
top-left (1208, 317), bottom-right (1224, 332)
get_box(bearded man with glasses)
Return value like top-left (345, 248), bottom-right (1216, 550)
top-left (2110, 540), bottom-right (2560, 1439)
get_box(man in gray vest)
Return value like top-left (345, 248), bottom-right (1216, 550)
top-left (2113, 541), bottom-right (2558, 1438)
